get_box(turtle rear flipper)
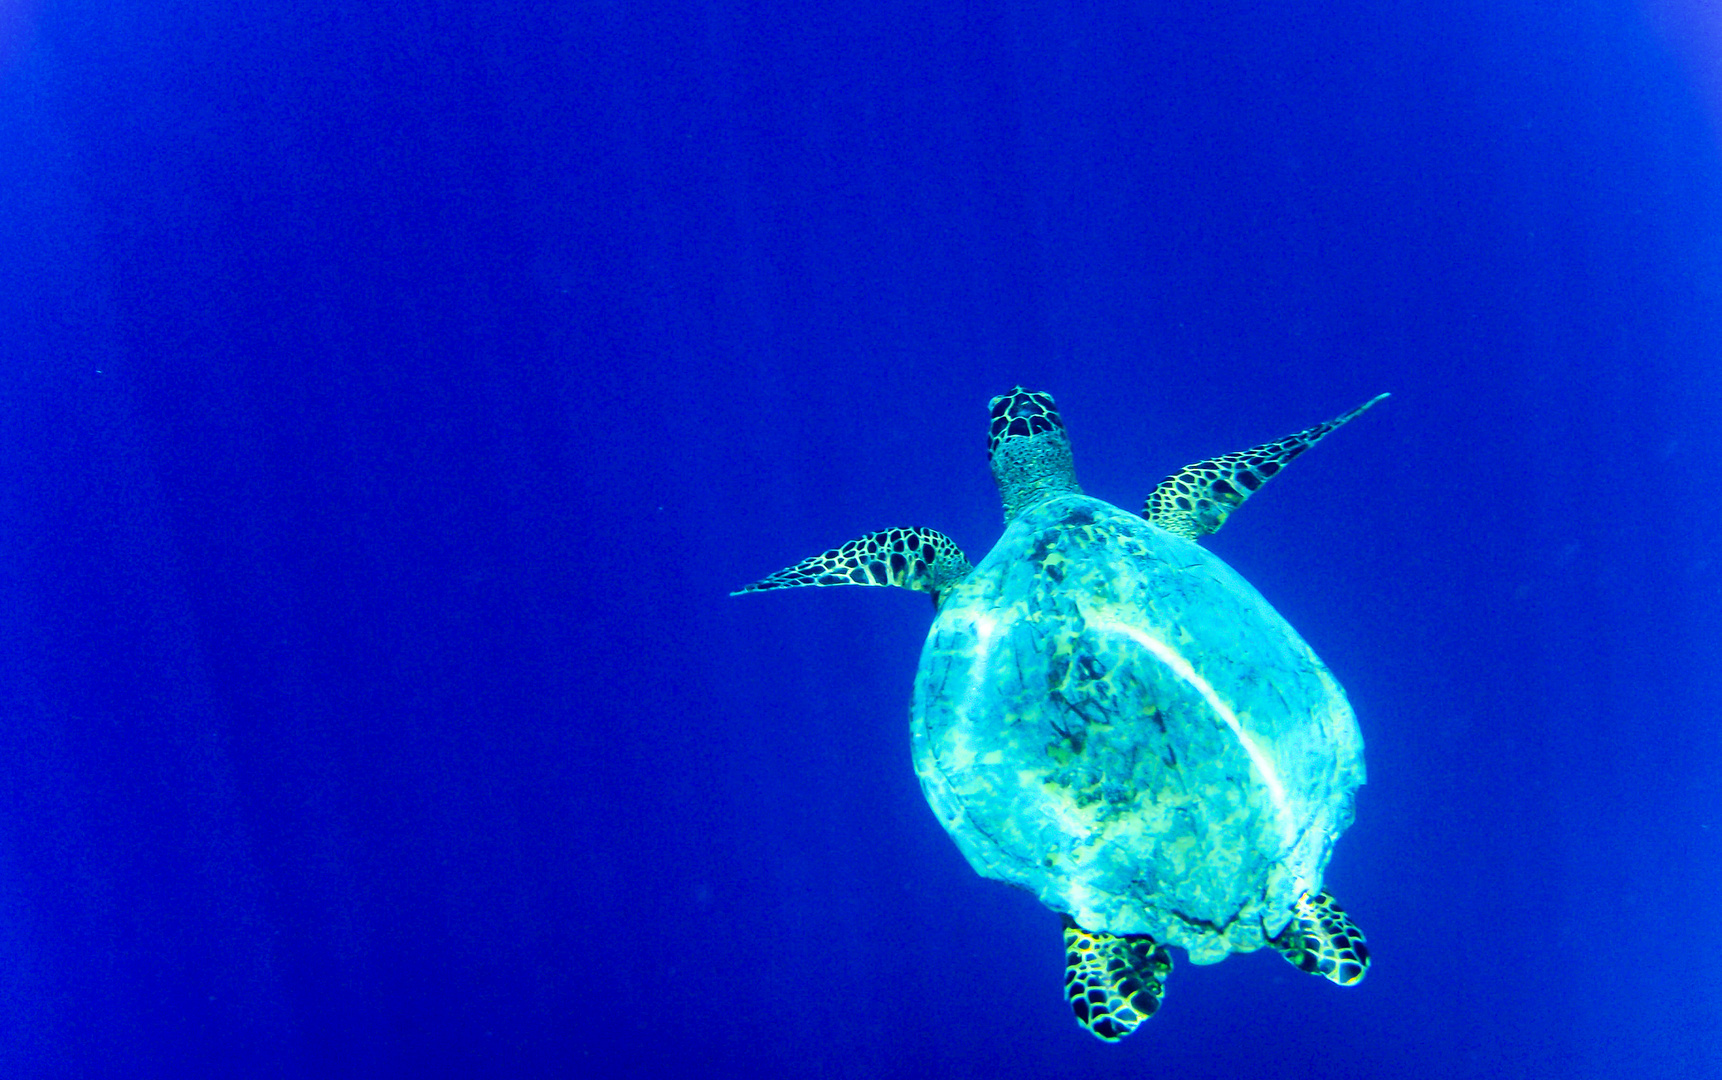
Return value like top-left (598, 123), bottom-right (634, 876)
top-left (1062, 917), bottom-right (1172, 1042)
top-left (1144, 392), bottom-right (1388, 540)
top-left (1270, 889), bottom-right (1370, 986)
top-left (731, 527), bottom-right (971, 604)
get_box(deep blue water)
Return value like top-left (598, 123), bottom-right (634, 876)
top-left (1, 1), bottom-right (1719, 1077)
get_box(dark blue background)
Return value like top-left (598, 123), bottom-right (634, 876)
top-left (1, 1), bottom-right (1718, 1077)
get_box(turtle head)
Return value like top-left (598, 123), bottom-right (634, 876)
top-left (988, 387), bottom-right (1083, 522)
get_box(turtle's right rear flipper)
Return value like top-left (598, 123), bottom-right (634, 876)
top-left (1270, 890), bottom-right (1370, 986)
top-left (731, 527), bottom-right (971, 603)
top-left (1062, 916), bottom-right (1172, 1042)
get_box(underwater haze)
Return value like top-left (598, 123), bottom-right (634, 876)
top-left (1, 0), bottom-right (1719, 1077)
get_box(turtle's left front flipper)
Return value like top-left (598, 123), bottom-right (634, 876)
top-left (731, 527), bottom-right (971, 604)
top-left (1270, 889), bottom-right (1370, 986)
top-left (1144, 392), bottom-right (1389, 540)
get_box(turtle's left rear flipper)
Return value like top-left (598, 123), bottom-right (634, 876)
top-left (731, 527), bottom-right (971, 603)
top-left (1062, 917), bottom-right (1172, 1042)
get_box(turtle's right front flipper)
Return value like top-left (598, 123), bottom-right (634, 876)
top-left (1143, 392), bottom-right (1388, 540)
top-left (731, 527), bottom-right (972, 604)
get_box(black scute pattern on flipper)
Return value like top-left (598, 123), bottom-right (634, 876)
top-left (1269, 890), bottom-right (1370, 986)
top-left (731, 527), bottom-right (972, 602)
top-left (1143, 392), bottom-right (1387, 540)
top-left (1062, 916), bottom-right (1173, 1042)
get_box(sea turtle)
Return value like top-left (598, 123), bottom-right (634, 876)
top-left (733, 387), bottom-right (1383, 1040)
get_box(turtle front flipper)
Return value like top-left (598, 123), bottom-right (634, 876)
top-left (1270, 889), bottom-right (1370, 986)
top-left (1143, 392), bottom-right (1389, 540)
top-left (730, 527), bottom-right (972, 604)
top-left (1062, 916), bottom-right (1172, 1042)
